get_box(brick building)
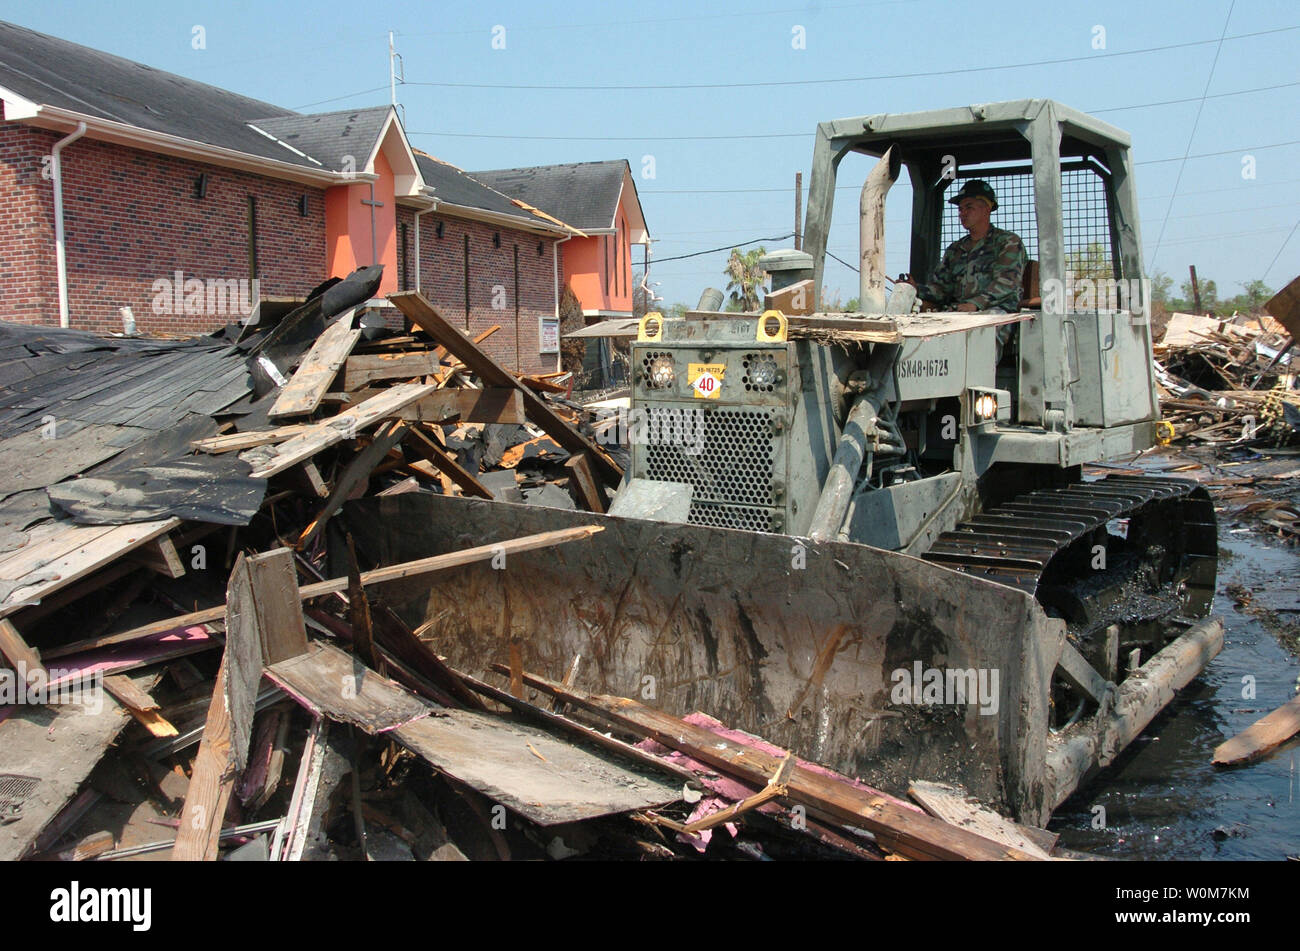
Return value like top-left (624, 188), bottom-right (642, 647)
top-left (0, 21), bottom-right (650, 375)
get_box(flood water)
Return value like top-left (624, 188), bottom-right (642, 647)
top-left (1051, 530), bottom-right (1300, 859)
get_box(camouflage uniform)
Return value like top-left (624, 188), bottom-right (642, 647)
top-left (915, 225), bottom-right (1027, 313)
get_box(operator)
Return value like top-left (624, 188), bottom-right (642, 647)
top-left (898, 179), bottom-right (1026, 358)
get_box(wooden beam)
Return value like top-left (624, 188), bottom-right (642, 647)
top-left (1213, 694), bottom-right (1300, 766)
top-left (41, 527), bottom-right (604, 659)
top-left (299, 420), bottom-right (408, 547)
top-left (191, 425), bottom-right (310, 454)
top-left (393, 388), bottom-right (525, 424)
top-left (565, 453), bottom-right (607, 513)
top-left (494, 667), bottom-right (1040, 862)
top-left (269, 311), bottom-right (362, 418)
top-left (389, 291), bottom-right (622, 486)
top-left (404, 425), bottom-right (493, 499)
top-left (0, 618), bottom-right (45, 684)
top-left (343, 351), bottom-right (442, 391)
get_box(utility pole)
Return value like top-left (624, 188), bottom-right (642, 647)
top-left (1189, 265), bottom-right (1202, 314)
top-left (794, 172), bottom-right (803, 251)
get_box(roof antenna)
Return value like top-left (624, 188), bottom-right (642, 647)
top-left (388, 31), bottom-right (406, 127)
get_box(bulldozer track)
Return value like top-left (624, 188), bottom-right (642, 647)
top-left (922, 476), bottom-right (1218, 610)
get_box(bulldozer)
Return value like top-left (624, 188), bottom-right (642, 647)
top-left (363, 100), bottom-right (1221, 827)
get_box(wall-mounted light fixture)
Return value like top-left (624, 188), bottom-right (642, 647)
top-left (435, 221), bottom-right (444, 239)
top-left (193, 173), bottom-right (208, 199)
top-left (492, 232), bottom-right (501, 249)
top-left (297, 195), bottom-right (309, 217)
top-left (537, 241), bottom-right (544, 256)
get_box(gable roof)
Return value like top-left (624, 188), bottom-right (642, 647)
top-left (0, 20), bottom-right (312, 169)
top-left (252, 108), bottom-right (392, 173)
top-left (470, 160), bottom-right (640, 235)
top-left (413, 152), bottom-right (582, 234)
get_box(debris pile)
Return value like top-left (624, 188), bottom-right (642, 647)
top-left (0, 275), bottom-right (1050, 862)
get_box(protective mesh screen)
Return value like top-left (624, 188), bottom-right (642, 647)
top-left (939, 165), bottom-right (1114, 279)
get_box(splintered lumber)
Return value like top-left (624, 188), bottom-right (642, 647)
top-left (501, 668), bottom-right (1038, 861)
top-left (172, 656), bottom-right (235, 861)
top-left (1213, 694), bottom-right (1300, 766)
top-left (241, 382), bottom-right (436, 479)
top-left (102, 674), bottom-right (177, 736)
top-left (389, 291), bottom-right (622, 486)
top-left (343, 351), bottom-right (442, 391)
top-left (41, 527), bottom-right (604, 659)
top-left (269, 310), bottom-right (362, 419)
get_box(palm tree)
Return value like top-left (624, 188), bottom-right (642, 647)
top-left (723, 247), bottom-right (769, 312)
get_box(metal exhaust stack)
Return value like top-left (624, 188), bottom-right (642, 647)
top-left (859, 146), bottom-right (901, 313)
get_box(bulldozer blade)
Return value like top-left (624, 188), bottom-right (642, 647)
top-left (344, 493), bottom-right (1068, 825)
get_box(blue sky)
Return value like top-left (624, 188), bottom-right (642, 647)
top-left (4, 0), bottom-right (1297, 307)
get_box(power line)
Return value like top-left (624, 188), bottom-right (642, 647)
top-left (403, 79), bottom-right (1300, 142)
top-left (291, 85), bottom-right (391, 110)
top-left (397, 25), bottom-right (1296, 91)
top-left (652, 233), bottom-right (795, 264)
top-left (1262, 219), bottom-right (1300, 279)
top-left (1149, 1), bottom-right (1237, 263)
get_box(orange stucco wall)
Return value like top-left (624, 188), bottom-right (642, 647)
top-left (325, 150), bottom-right (398, 295)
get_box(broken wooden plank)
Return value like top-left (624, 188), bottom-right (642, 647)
top-left (172, 655), bottom-right (236, 861)
top-left (102, 674), bottom-right (160, 711)
top-left (565, 453), bottom-right (607, 513)
top-left (908, 780), bottom-right (1055, 859)
top-left (299, 420), bottom-right (409, 547)
top-left (241, 382), bottom-right (436, 479)
top-left (266, 640), bottom-right (433, 732)
top-left (0, 518), bottom-right (181, 618)
top-left (269, 310), bottom-right (362, 418)
top-left (343, 351), bottom-right (442, 391)
top-left (1213, 694), bottom-right (1300, 766)
top-left (191, 425), bottom-right (310, 454)
top-left (241, 549), bottom-right (309, 668)
top-left (391, 708), bottom-right (680, 826)
top-left (42, 526), bottom-right (604, 659)
top-left (393, 388), bottom-right (525, 424)
top-left (503, 668), bottom-right (1040, 861)
top-left (389, 291), bottom-right (622, 486)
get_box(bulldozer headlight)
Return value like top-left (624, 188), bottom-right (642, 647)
top-left (974, 393), bottom-right (998, 420)
top-left (646, 354), bottom-right (676, 389)
top-left (748, 358), bottom-right (777, 388)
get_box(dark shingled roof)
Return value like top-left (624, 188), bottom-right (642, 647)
top-left (253, 108), bottom-right (392, 174)
top-left (414, 153), bottom-right (556, 227)
top-left (470, 161), bottom-right (630, 232)
top-left (0, 20), bottom-right (315, 168)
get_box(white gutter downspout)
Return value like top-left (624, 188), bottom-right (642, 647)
top-left (52, 121), bottom-right (87, 328)
top-left (553, 233), bottom-right (574, 373)
top-left (413, 188), bottom-right (438, 294)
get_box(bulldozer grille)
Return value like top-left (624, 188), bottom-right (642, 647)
top-left (644, 407), bottom-right (780, 529)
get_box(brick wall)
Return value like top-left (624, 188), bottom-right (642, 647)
top-left (395, 206), bottom-right (562, 376)
top-left (0, 123), bottom-right (326, 335)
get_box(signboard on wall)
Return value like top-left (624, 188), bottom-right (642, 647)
top-left (539, 317), bottom-right (560, 354)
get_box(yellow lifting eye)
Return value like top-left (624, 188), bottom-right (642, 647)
top-left (1156, 419), bottom-right (1175, 446)
top-left (757, 310), bottom-right (787, 342)
top-left (638, 312), bottom-right (663, 342)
